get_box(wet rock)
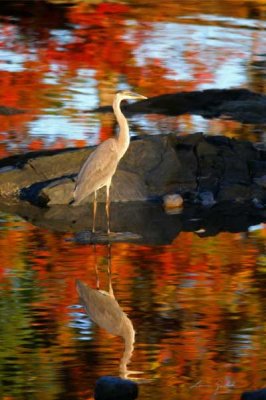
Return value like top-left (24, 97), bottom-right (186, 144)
top-left (251, 161), bottom-right (266, 179)
top-left (254, 175), bottom-right (266, 188)
top-left (163, 194), bottom-right (183, 214)
top-left (220, 145), bottom-right (251, 186)
top-left (173, 138), bottom-right (198, 188)
top-left (217, 184), bottom-right (251, 203)
top-left (198, 191), bottom-right (216, 207)
top-left (196, 136), bottom-right (222, 194)
top-left (241, 388), bottom-right (266, 400)
top-left (94, 376), bottom-right (138, 400)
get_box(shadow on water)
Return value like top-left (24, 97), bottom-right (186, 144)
top-left (0, 200), bottom-right (264, 245)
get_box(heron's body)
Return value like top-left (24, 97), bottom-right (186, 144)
top-left (73, 138), bottom-right (119, 205)
top-left (77, 280), bottom-right (132, 336)
top-left (72, 90), bottom-right (147, 233)
top-left (76, 279), bottom-right (135, 377)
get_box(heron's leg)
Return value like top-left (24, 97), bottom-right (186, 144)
top-left (93, 244), bottom-right (100, 290)
top-left (107, 243), bottom-right (114, 297)
top-left (92, 191), bottom-right (97, 233)
top-left (106, 185), bottom-right (111, 234)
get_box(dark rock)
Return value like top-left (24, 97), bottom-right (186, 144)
top-left (146, 144), bottom-right (184, 196)
top-left (94, 376), bottom-right (138, 400)
top-left (252, 197), bottom-right (265, 209)
top-left (217, 184), bottom-right (251, 203)
top-left (119, 135), bottom-right (164, 174)
top-left (241, 388), bottom-right (266, 400)
top-left (92, 88), bottom-right (266, 124)
top-left (183, 203), bottom-right (265, 237)
top-left (0, 134), bottom-right (265, 210)
top-left (254, 176), bottom-right (266, 188)
top-left (196, 138), bottom-right (223, 193)
top-left (198, 191), bottom-right (216, 207)
top-left (174, 131), bottom-right (204, 147)
top-left (220, 144), bottom-right (251, 186)
top-left (206, 135), bottom-right (230, 147)
top-left (218, 100), bottom-right (266, 124)
top-left (250, 182), bottom-right (266, 208)
top-left (197, 176), bottom-right (220, 195)
top-left (250, 161), bottom-right (266, 178)
top-left (0, 105), bottom-right (25, 115)
top-left (174, 142), bottom-right (198, 184)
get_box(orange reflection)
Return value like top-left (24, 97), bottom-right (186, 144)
top-left (0, 213), bottom-right (265, 398)
top-left (0, 0), bottom-right (264, 156)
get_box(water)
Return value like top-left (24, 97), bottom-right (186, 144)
top-left (0, 0), bottom-right (265, 154)
top-left (0, 1), bottom-right (265, 399)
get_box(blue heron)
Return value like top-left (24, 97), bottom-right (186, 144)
top-left (72, 90), bottom-right (147, 233)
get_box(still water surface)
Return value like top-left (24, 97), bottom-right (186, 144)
top-left (0, 1), bottom-right (265, 399)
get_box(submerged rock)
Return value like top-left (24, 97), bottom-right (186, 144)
top-left (241, 388), bottom-right (266, 400)
top-left (94, 376), bottom-right (138, 400)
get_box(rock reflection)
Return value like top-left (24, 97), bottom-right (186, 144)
top-left (76, 245), bottom-right (135, 379)
top-left (0, 201), bottom-right (264, 245)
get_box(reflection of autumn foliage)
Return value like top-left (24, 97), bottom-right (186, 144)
top-left (49, 3), bottom-right (178, 96)
top-left (0, 69), bottom-right (46, 139)
top-left (0, 2), bottom-right (265, 399)
top-left (0, 3), bottom-right (178, 154)
top-left (0, 216), bottom-right (265, 398)
top-left (0, 0), bottom-right (264, 155)
top-left (51, 3), bottom-right (132, 70)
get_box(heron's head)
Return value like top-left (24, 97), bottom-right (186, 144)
top-left (115, 90), bottom-right (147, 102)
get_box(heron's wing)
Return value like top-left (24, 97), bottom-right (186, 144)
top-left (76, 280), bottom-right (124, 336)
top-left (73, 139), bottom-right (119, 204)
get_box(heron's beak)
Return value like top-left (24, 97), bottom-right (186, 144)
top-left (131, 92), bottom-right (148, 101)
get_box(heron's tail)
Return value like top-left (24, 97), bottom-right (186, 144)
top-left (69, 187), bottom-right (80, 206)
top-left (69, 197), bottom-right (81, 207)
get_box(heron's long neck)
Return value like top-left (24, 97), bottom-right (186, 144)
top-left (119, 317), bottom-right (135, 378)
top-left (113, 97), bottom-right (130, 159)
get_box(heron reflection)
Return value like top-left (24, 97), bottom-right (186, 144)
top-left (76, 245), bottom-right (135, 378)
top-left (72, 90), bottom-right (147, 234)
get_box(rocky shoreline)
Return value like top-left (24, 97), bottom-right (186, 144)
top-left (0, 87), bottom-right (265, 241)
top-left (0, 133), bottom-right (265, 207)
top-left (0, 132), bottom-right (264, 242)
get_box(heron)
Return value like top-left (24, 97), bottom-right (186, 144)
top-left (76, 245), bottom-right (135, 378)
top-left (71, 90), bottom-right (147, 234)
top-left (77, 280), bottom-right (135, 377)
